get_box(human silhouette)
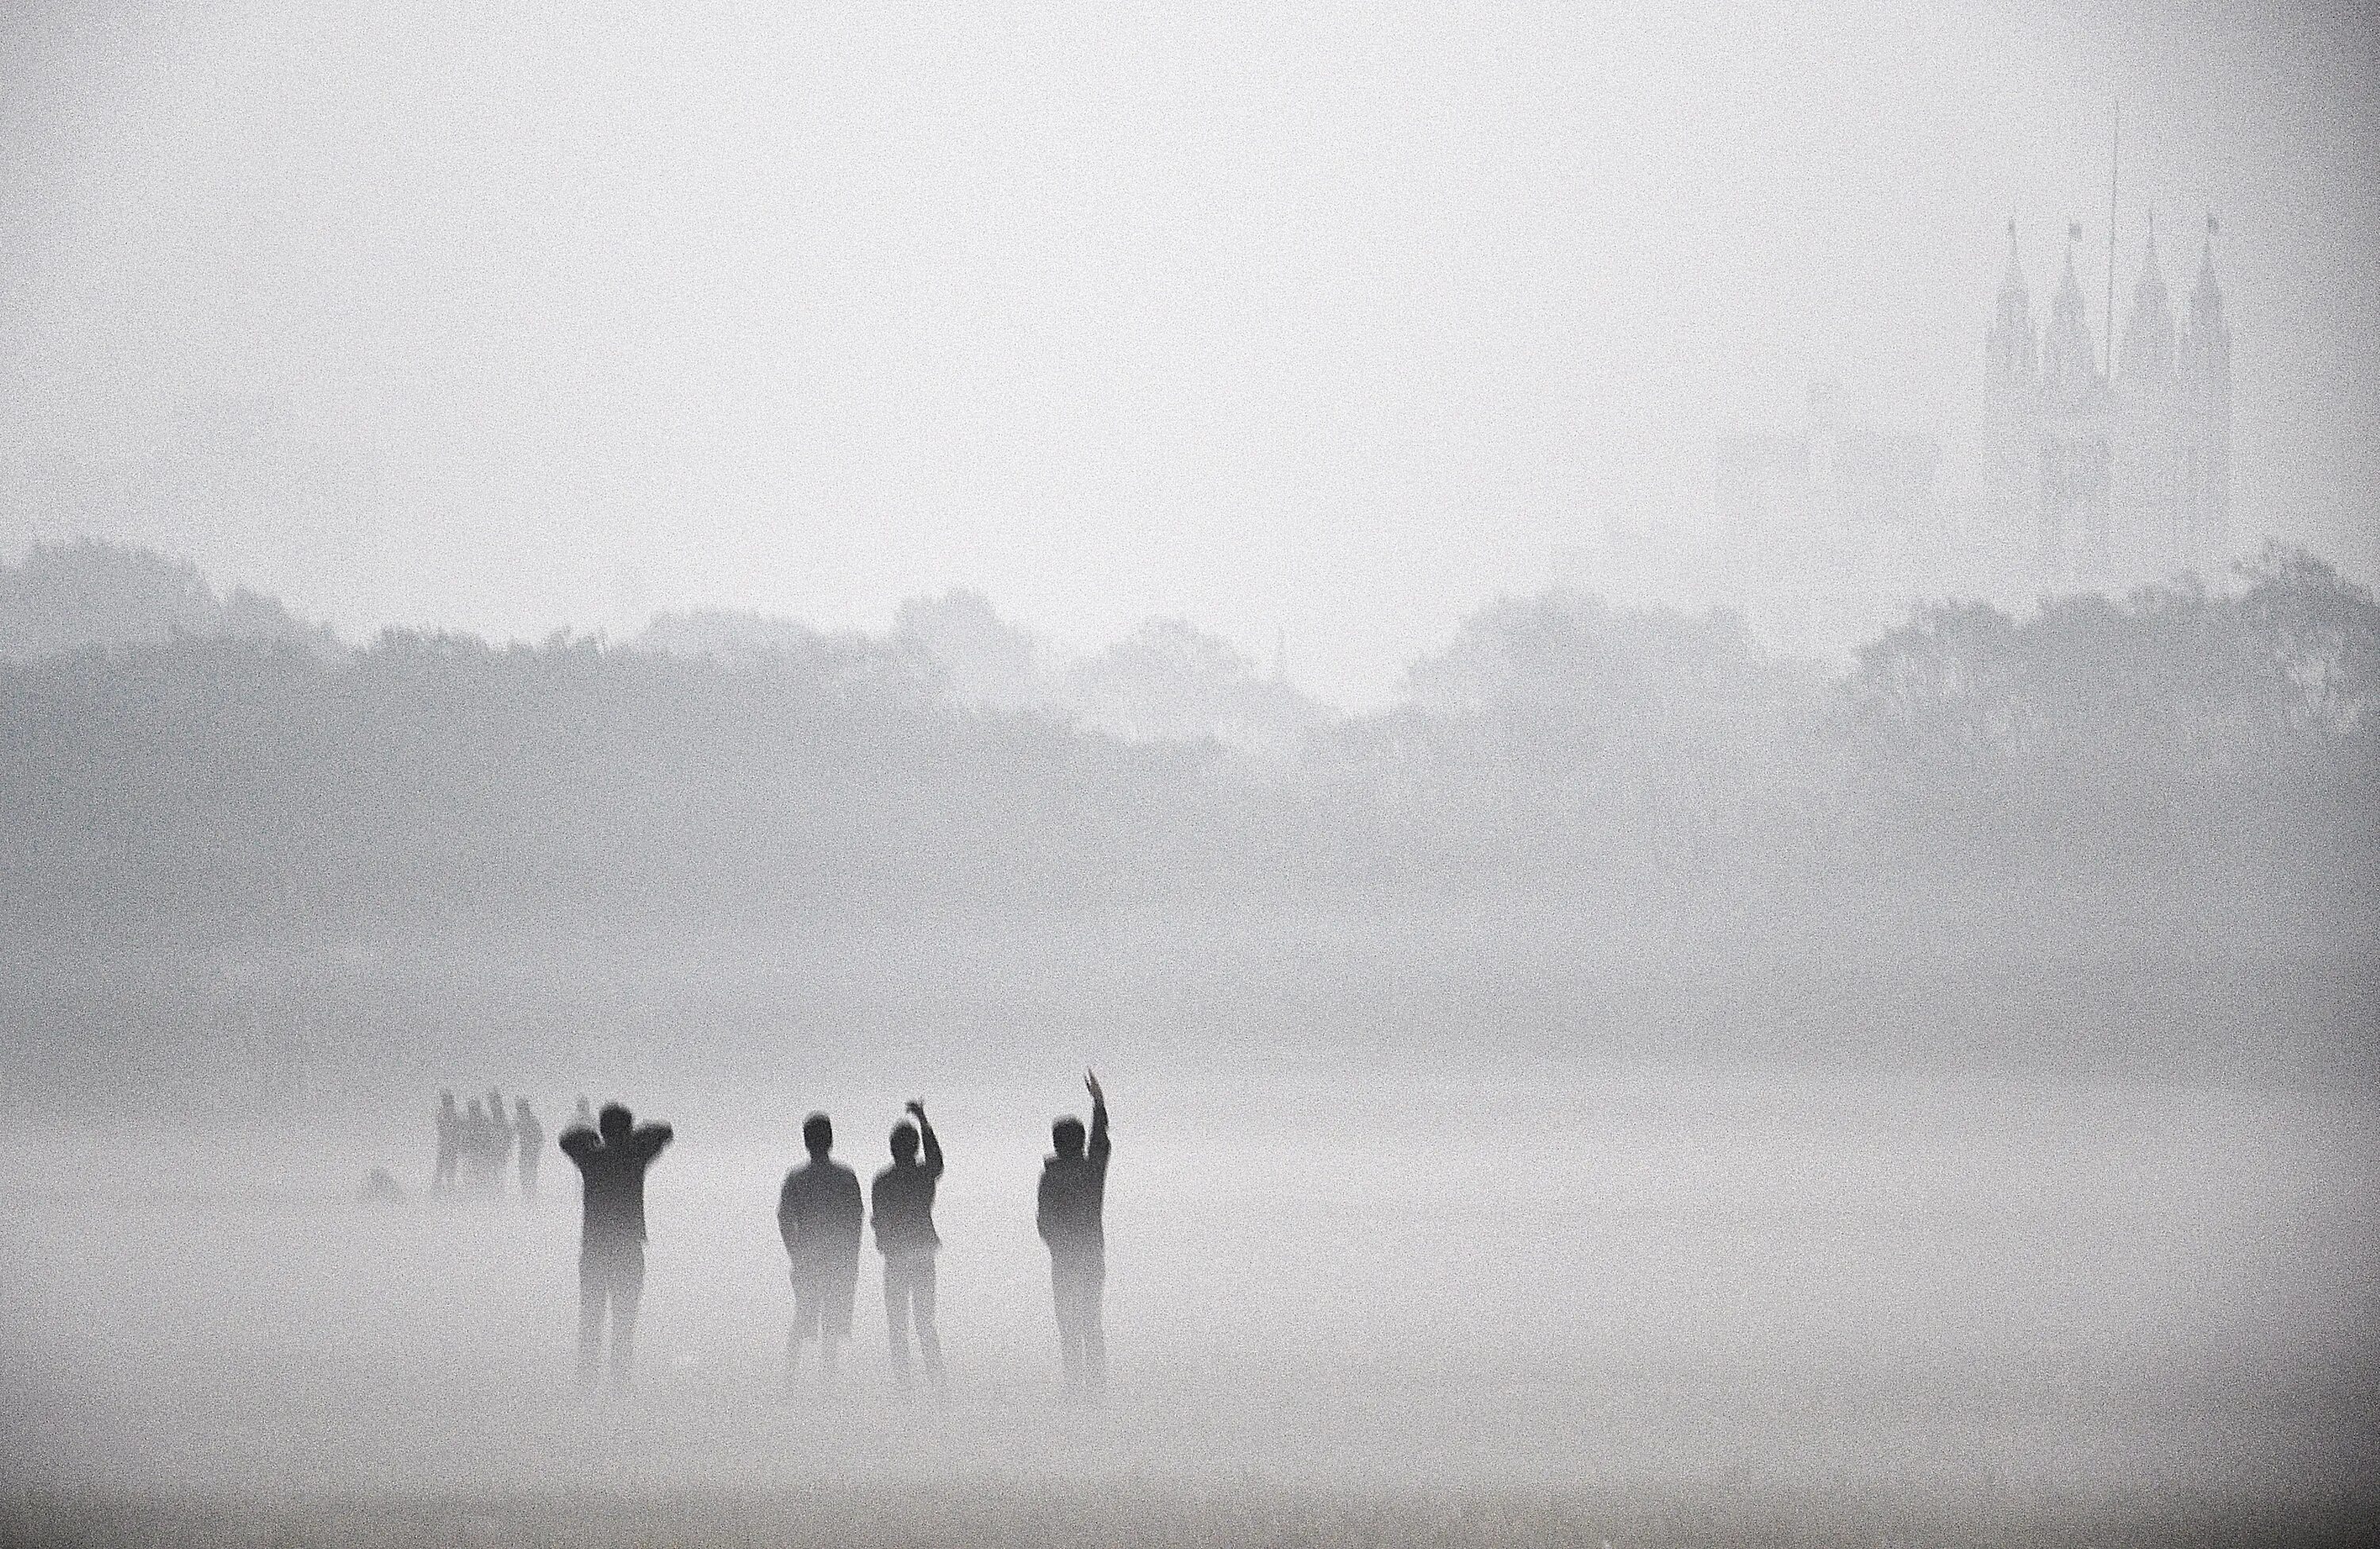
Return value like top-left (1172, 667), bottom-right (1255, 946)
top-left (483, 1088), bottom-right (514, 1195)
top-left (463, 1098), bottom-right (490, 1191)
top-left (1038, 1069), bottom-right (1111, 1396)
top-left (513, 1098), bottom-right (543, 1200)
top-left (558, 1102), bottom-right (674, 1392)
top-left (433, 1091), bottom-right (460, 1192)
top-left (870, 1099), bottom-right (946, 1391)
top-left (777, 1112), bottom-right (862, 1390)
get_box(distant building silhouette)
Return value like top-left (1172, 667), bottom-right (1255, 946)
top-left (1984, 214), bottom-right (2231, 589)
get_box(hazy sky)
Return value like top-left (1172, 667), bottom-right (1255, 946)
top-left (2, 0), bottom-right (2374, 704)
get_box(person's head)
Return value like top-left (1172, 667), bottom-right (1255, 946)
top-left (1052, 1115), bottom-right (1086, 1160)
top-left (803, 1111), bottom-right (834, 1158)
top-left (440, 1090), bottom-right (455, 1109)
top-left (889, 1120), bottom-right (919, 1164)
top-left (598, 1102), bottom-right (632, 1142)
top-left (514, 1097), bottom-right (533, 1118)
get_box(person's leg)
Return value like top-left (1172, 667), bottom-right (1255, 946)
top-left (883, 1260), bottom-right (912, 1386)
top-left (820, 1271), bottom-right (851, 1384)
top-left (608, 1248), bottom-right (644, 1391)
top-left (785, 1279), bottom-right (814, 1389)
top-left (1051, 1256), bottom-right (1083, 1386)
top-left (913, 1256), bottom-right (944, 1388)
top-left (577, 1251), bottom-right (606, 1390)
top-left (1080, 1255), bottom-right (1106, 1394)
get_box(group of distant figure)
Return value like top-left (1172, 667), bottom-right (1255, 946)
top-left (432, 1088), bottom-right (561, 1198)
top-left (439, 1072), bottom-right (1112, 1401)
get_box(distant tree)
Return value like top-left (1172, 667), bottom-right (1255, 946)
top-left (0, 539), bottom-right (341, 661)
top-left (2234, 542), bottom-right (2380, 736)
top-left (892, 589), bottom-right (1044, 710)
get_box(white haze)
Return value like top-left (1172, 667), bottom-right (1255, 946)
top-left (2, 0), bottom-right (2376, 704)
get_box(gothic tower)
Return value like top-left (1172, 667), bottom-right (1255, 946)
top-left (2112, 213), bottom-right (2183, 577)
top-left (2036, 225), bottom-right (2112, 584)
top-left (2178, 216), bottom-right (2232, 572)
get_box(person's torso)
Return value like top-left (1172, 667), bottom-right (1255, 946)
top-left (1038, 1156), bottom-right (1107, 1247)
top-left (785, 1162), bottom-right (863, 1253)
top-left (576, 1146), bottom-right (653, 1243)
top-left (871, 1164), bottom-right (939, 1252)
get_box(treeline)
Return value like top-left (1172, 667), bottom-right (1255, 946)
top-left (0, 543), bottom-right (2370, 934)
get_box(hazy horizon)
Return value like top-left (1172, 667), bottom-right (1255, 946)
top-left (3, 0), bottom-right (2374, 707)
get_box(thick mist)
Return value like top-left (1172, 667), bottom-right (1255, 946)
top-left (2, 0), bottom-right (2376, 701)
top-left (5, 2), bottom-right (2380, 1543)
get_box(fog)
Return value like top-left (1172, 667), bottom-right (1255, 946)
top-left (3, 0), bottom-right (2378, 700)
top-left (6, 1), bottom-right (2380, 1543)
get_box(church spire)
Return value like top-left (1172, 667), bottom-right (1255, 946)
top-left (2190, 211), bottom-right (2225, 326)
top-left (2119, 209), bottom-right (2174, 380)
top-left (1988, 217), bottom-right (2036, 381)
top-left (2044, 220), bottom-right (2098, 390)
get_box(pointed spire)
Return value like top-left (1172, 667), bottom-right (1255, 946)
top-left (2044, 220), bottom-right (2098, 388)
top-left (2120, 208), bottom-right (2174, 381)
top-left (2192, 209), bottom-right (2224, 320)
top-left (1987, 218), bottom-right (2036, 381)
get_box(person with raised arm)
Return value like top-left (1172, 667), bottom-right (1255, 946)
top-left (871, 1099), bottom-right (946, 1392)
top-left (558, 1102), bottom-right (674, 1392)
top-left (1037, 1069), bottom-right (1111, 1397)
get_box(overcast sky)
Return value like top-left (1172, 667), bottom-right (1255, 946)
top-left (2, 0), bottom-right (2373, 704)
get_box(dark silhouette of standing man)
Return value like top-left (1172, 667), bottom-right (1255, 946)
top-left (1038, 1069), bottom-right (1111, 1397)
top-left (871, 1100), bottom-right (946, 1391)
top-left (778, 1112), bottom-right (862, 1390)
top-left (559, 1102), bottom-right (674, 1392)
top-left (433, 1090), bottom-right (460, 1192)
top-left (512, 1098), bottom-right (543, 1200)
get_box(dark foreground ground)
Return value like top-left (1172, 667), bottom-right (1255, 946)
top-left (6, 1482), bottom-right (2377, 1549)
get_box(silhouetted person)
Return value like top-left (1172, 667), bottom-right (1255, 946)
top-left (559, 1102), bottom-right (674, 1392)
top-left (1038, 1069), bottom-right (1111, 1396)
top-left (463, 1098), bottom-right (491, 1191)
top-left (777, 1112), bottom-right (862, 1390)
top-left (870, 1099), bottom-right (946, 1391)
top-left (513, 1098), bottom-right (543, 1199)
top-left (484, 1087), bottom-right (513, 1194)
top-left (433, 1091), bottom-right (460, 1192)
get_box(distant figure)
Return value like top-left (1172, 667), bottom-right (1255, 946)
top-left (870, 1099), bottom-right (946, 1390)
top-left (358, 1167), bottom-right (405, 1205)
top-left (777, 1111), bottom-right (863, 1389)
top-left (463, 1098), bottom-right (491, 1191)
top-left (433, 1091), bottom-right (460, 1192)
top-left (513, 1098), bottom-right (544, 1199)
top-left (559, 1102), bottom-right (674, 1392)
top-left (1038, 1069), bottom-right (1111, 1396)
top-left (484, 1088), bottom-right (514, 1194)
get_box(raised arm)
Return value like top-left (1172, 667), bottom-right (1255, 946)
top-left (910, 1100), bottom-right (943, 1179)
top-left (631, 1122), bottom-right (674, 1162)
top-left (1086, 1069), bottom-right (1109, 1164)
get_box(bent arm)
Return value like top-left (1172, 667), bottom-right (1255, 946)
top-left (558, 1127), bottom-right (598, 1162)
top-left (631, 1123), bottom-right (673, 1160)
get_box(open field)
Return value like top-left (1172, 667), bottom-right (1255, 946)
top-left (5, 1055), bottom-right (2376, 1543)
